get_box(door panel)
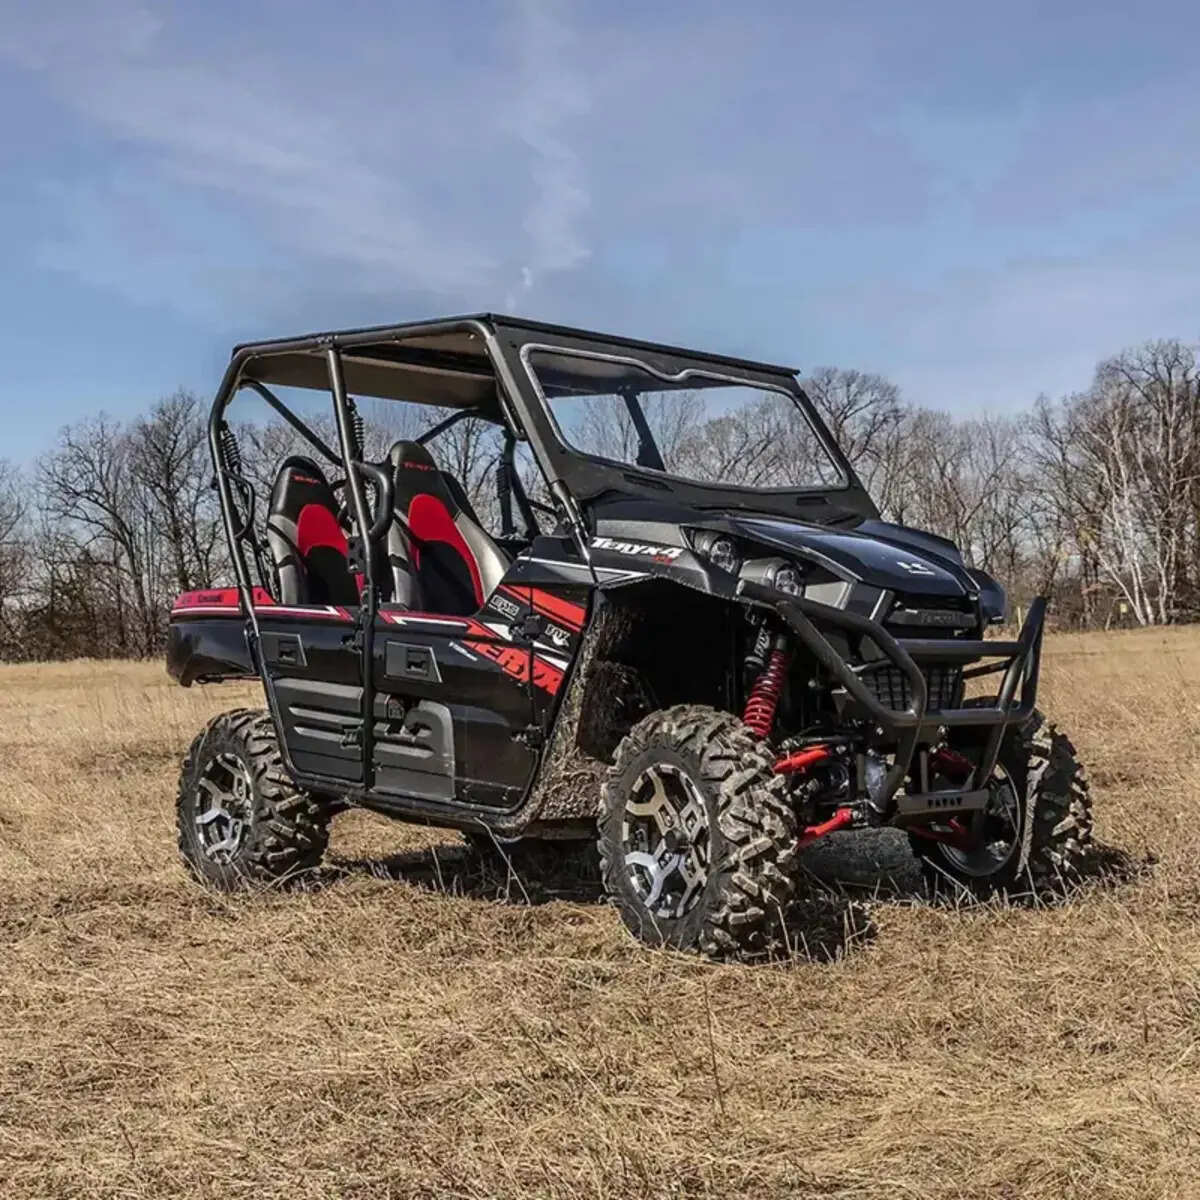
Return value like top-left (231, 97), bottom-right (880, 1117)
top-left (372, 609), bottom-right (537, 808)
top-left (259, 612), bottom-right (364, 784)
top-left (370, 543), bottom-right (594, 810)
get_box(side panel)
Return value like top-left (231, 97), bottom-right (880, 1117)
top-left (372, 540), bottom-right (592, 810)
top-left (373, 609), bottom-right (537, 809)
top-left (500, 538), bottom-right (592, 737)
top-left (258, 611), bottom-right (364, 784)
top-left (166, 617), bottom-right (254, 685)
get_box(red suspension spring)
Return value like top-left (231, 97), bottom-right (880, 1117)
top-left (743, 647), bottom-right (788, 738)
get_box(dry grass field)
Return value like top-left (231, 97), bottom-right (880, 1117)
top-left (2, 629), bottom-right (1199, 1198)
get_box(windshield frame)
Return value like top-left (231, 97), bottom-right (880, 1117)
top-left (518, 342), bottom-right (854, 498)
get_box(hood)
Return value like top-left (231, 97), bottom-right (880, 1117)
top-left (588, 497), bottom-right (979, 599)
top-left (730, 515), bottom-right (977, 597)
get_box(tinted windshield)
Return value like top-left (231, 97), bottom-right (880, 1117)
top-left (524, 349), bottom-right (844, 490)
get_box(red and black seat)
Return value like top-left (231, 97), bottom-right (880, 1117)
top-left (386, 441), bottom-right (509, 615)
top-left (266, 456), bottom-right (359, 606)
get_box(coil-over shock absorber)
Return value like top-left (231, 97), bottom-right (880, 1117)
top-left (743, 618), bottom-right (789, 739)
top-left (217, 419), bottom-right (271, 591)
top-left (346, 397), bottom-right (367, 461)
top-left (217, 419), bottom-right (243, 478)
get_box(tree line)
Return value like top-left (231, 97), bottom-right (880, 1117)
top-left (0, 336), bottom-right (1197, 661)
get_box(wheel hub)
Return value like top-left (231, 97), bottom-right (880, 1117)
top-left (193, 752), bottom-right (253, 863)
top-left (938, 766), bottom-right (1021, 877)
top-left (622, 762), bottom-right (711, 919)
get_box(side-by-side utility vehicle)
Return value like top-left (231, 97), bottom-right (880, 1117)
top-left (169, 315), bottom-right (1091, 959)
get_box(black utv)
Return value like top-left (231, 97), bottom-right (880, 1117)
top-left (169, 315), bottom-right (1092, 959)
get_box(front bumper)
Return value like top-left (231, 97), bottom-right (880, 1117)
top-left (737, 580), bottom-right (1046, 819)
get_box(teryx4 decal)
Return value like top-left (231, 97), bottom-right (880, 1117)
top-left (591, 536), bottom-right (684, 562)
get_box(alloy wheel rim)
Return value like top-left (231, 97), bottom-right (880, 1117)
top-left (622, 762), bottom-right (711, 919)
top-left (939, 766), bottom-right (1022, 877)
top-left (193, 752), bottom-right (253, 863)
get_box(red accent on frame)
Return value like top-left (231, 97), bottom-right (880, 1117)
top-left (172, 587), bottom-right (275, 612)
top-left (407, 494), bottom-right (484, 606)
top-left (931, 746), bottom-right (973, 783)
top-left (796, 806), bottom-right (854, 848)
top-left (908, 818), bottom-right (972, 850)
top-left (773, 746), bottom-right (832, 776)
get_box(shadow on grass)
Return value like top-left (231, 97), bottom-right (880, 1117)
top-left (321, 840), bottom-right (605, 907)
top-left (313, 829), bottom-right (1146, 965)
top-left (320, 838), bottom-right (881, 965)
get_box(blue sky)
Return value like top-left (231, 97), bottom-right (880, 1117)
top-left (2, 0), bottom-right (1198, 460)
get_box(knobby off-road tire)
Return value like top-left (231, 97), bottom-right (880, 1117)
top-left (177, 708), bottom-right (331, 890)
top-left (910, 707), bottom-right (1092, 901)
top-left (600, 705), bottom-right (798, 961)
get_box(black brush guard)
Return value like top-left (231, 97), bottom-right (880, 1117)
top-left (737, 581), bottom-right (1046, 824)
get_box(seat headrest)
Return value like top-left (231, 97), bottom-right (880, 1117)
top-left (269, 456), bottom-right (338, 516)
top-left (388, 440), bottom-right (438, 476)
top-left (388, 440), bottom-right (461, 507)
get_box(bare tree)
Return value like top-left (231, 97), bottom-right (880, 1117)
top-left (802, 368), bottom-right (908, 498)
top-left (0, 460), bottom-right (28, 655)
top-left (131, 391), bottom-right (226, 592)
top-left (1030, 341), bottom-right (1200, 626)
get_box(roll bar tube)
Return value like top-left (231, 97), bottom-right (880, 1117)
top-left (239, 379), bottom-right (342, 466)
top-left (327, 346), bottom-right (378, 782)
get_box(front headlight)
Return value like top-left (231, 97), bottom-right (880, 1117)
top-left (741, 555), bottom-right (806, 595)
top-left (772, 563), bottom-right (804, 596)
top-left (691, 531), bottom-right (742, 576)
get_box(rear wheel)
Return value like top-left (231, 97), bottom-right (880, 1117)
top-left (600, 705), bottom-right (798, 960)
top-left (910, 708), bottom-right (1092, 900)
top-left (177, 709), bottom-right (332, 890)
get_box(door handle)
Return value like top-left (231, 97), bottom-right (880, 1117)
top-left (385, 641), bottom-right (442, 683)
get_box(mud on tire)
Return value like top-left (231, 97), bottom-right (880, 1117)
top-left (910, 707), bottom-right (1093, 901)
top-left (599, 704), bottom-right (798, 961)
top-left (177, 708), bottom-right (331, 890)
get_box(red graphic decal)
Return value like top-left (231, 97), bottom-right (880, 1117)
top-left (464, 638), bottom-right (563, 695)
top-left (380, 610), bottom-right (471, 630)
top-left (533, 656), bottom-right (564, 695)
top-left (172, 587), bottom-right (275, 612)
top-left (500, 585), bottom-right (586, 632)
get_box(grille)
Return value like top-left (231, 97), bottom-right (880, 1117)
top-left (863, 664), bottom-right (963, 713)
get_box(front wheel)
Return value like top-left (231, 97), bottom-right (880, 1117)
top-left (176, 708), bottom-right (332, 890)
top-left (599, 705), bottom-right (798, 960)
top-left (909, 708), bottom-right (1092, 900)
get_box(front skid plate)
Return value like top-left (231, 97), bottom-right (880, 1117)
top-left (891, 787), bottom-right (989, 826)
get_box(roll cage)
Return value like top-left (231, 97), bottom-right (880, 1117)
top-left (209, 314), bottom-right (874, 620)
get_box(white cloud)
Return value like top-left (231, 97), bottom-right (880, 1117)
top-left (505, 0), bottom-right (591, 303)
top-left (1, 0), bottom-right (593, 312)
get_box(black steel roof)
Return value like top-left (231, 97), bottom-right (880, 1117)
top-left (232, 313), bottom-right (798, 377)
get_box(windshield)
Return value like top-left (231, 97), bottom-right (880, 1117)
top-left (524, 348), bottom-right (844, 490)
